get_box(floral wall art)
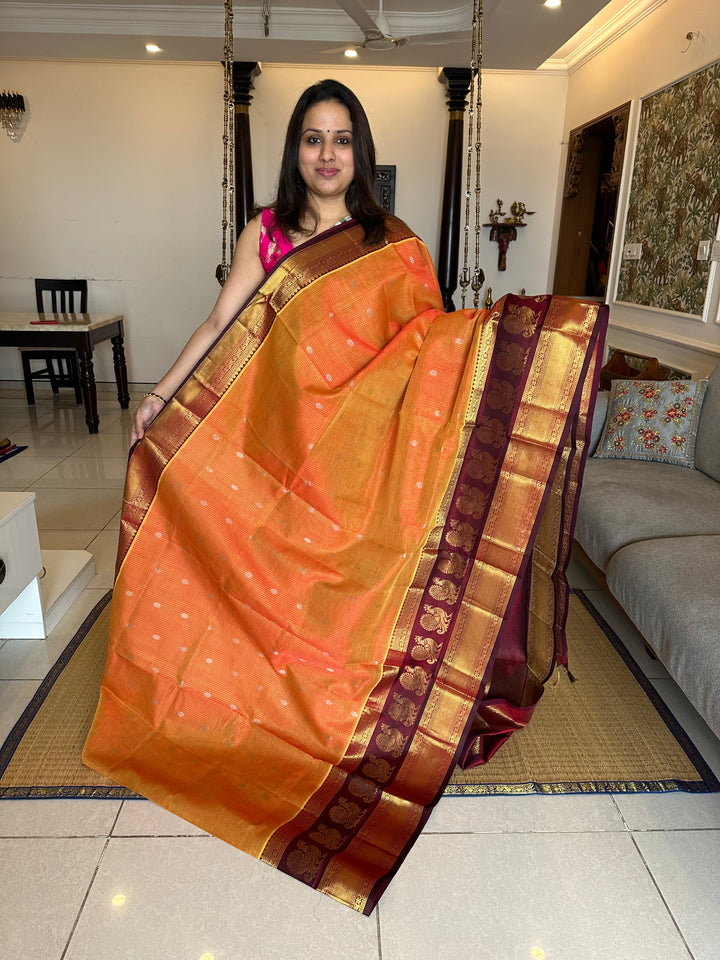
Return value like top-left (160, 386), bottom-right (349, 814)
top-left (616, 60), bottom-right (720, 316)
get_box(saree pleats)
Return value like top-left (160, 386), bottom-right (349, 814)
top-left (83, 217), bottom-right (607, 914)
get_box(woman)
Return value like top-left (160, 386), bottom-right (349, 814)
top-left (132, 78), bottom-right (386, 444)
top-left (85, 79), bottom-right (607, 914)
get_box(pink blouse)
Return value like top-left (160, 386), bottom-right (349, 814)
top-left (259, 208), bottom-right (293, 273)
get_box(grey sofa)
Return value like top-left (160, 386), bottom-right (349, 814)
top-left (574, 362), bottom-right (720, 738)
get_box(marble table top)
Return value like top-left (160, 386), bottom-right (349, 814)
top-left (0, 311), bottom-right (123, 332)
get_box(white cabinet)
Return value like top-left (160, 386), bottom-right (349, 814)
top-left (0, 491), bottom-right (95, 639)
top-left (0, 492), bottom-right (43, 617)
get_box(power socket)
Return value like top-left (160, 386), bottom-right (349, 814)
top-left (624, 243), bottom-right (642, 260)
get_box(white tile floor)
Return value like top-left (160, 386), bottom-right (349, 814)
top-left (1, 382), bottom-right (719, 960)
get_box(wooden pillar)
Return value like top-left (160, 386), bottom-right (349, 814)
top-left (438, 68), bottom-right (473, 312)
top-left (232, 61), bottom-right (261, 235)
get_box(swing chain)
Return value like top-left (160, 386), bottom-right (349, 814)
top-left (459, 0), bottom-right (484, 309)
top-left (218, 0), bottom-right (235, 286)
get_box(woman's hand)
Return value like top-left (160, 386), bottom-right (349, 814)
top-left (131, 394), bottom-right (166, 445)
top-left (129, 216), bottom-right (264, 449)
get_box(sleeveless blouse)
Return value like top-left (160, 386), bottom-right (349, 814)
top-left (259, 208), bottom-right (354, 273)
top-left (259, 208), bottom-right (293, 273)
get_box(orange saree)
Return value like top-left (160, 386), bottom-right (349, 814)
top-left (83, 216), bottom-right (607, 914)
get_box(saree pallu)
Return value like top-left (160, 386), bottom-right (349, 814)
top-left (83, 216), bottom-right (607, 914)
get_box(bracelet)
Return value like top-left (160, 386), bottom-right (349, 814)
top-left (143, 391), bottom-right (167, 405)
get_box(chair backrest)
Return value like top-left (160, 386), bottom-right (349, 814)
top-left (35, 278), bottom-right (88, 314)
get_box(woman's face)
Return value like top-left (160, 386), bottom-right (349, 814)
top-left (297, 100), bottom-right (355, 207)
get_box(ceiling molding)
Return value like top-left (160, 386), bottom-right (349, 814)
top-left (543, 0), bottom-right (668, 74)
top-left (0, 2), bottom-right (473, 41)
top-left (490, 66), bottom-right (569, 79)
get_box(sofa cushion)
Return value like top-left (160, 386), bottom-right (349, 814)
top-left (695, 363), bottom-right (720, 482)
top-left (606, 535), bottom-right (720, 738)
top-left (574, 457), bottom-right (720, 570)
top-left (595, 379), bottom-right (708, 468)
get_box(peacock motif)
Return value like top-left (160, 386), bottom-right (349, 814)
top-left (411, 635), bottom-right (442, 664)
top-left (347, 776), bottom-right (377, 803)
top-left (466, 448), bottom-right (498, 483)
top-left (486, 378), bottom-right (516, 414)
top-left (496, 340), bottom-right (528, 376)
top-left (502, 304), bottom-right (537, 337)
top-left (309, 824), bottom-right (344, 850)
top-left (329, 797), bottom-right (363, 829)
top-left (286, 841), bottom-right (323, 881)
top-left (362, 755), bottom-right (394, 783)
top-left (399, 665), bottom-right (430, 696)
top-left (437, 551), bottom-right (469, 579)
top-left (388, 694), bottom-right (419, 727)
top-left (375, 724), bottom-right (408, 758)
top-left (420, 605), bottom-right (452, 635)
top-left (456, 484), bottom-right (488, 520)
top-left (428, 578), bottom-right (460, 604)
top-left (476, 415), bottom-right (506, 448)
top-left (445, 519), bottom-right (477, 552)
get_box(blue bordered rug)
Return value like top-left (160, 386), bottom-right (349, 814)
top-left (1, 590), bottom-right (718, 799)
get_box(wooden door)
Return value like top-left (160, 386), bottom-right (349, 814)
top-left (553, 104), bottom-right (630, 298)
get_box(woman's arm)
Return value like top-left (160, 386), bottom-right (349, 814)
top-left (132, 215), bottom-right (266, 443)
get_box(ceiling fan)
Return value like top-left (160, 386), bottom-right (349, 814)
top-left (330, 0), bottom-right (470, 52)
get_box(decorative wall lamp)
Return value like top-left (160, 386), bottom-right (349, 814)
top-left (484, 199), bottom-right (534, 270)
top-left (1, 91), bottom-right (27, 142)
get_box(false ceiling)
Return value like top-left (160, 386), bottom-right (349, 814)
top-left (0, 0), bottom-right (620, 69)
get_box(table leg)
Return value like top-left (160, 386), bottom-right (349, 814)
top-left (20, 352), bottom-right (36, 405)
top-left (78, 350), bottom-right (100, 433)
top-left (112, 334), bottom-right (131, 409)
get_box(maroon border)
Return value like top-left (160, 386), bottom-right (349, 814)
top-left (274, 295), bottom-right (556, 899)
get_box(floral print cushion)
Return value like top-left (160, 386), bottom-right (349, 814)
top-left (596, 379), bottom-right (708, 468)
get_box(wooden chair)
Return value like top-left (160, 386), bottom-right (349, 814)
top-left (21, 279), bottom-right (87, 405)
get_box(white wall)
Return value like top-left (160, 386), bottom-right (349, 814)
top-left (562, 0), bottom-right (720, 377)
top-left (0, 60), bottom-right (224, 384)
top-left (0, 59), bottom-right (567, 385)
top-left (474, 70), bottom-right (568, 302)
top-left (249, 65), bottom-right (448, 254)
top-left (250, 65), bottom-right (568, 303)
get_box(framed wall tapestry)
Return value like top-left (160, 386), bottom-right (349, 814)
top-left (615, 60), bottom-right (720, 319)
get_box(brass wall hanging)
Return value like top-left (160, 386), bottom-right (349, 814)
top-left (1, 91), bottom-right (26, 142)
top-left (484, 199), bottom-right (534, 271)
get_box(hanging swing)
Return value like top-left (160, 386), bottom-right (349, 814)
top-left (215, 0), bottom-right (485, 303)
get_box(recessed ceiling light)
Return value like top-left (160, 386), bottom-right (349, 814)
top-left (544, 0), bottom-right (562, 7)
top-left (344, 47), bottom-right (358, 58)
top-left (145, 43), bottom-right (161, 53)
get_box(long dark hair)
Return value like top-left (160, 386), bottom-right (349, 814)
top-left (273, 79), bottom-right (386, 245)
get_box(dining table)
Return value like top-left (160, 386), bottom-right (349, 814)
top-left (0, 311), bottom-right (130, 434)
